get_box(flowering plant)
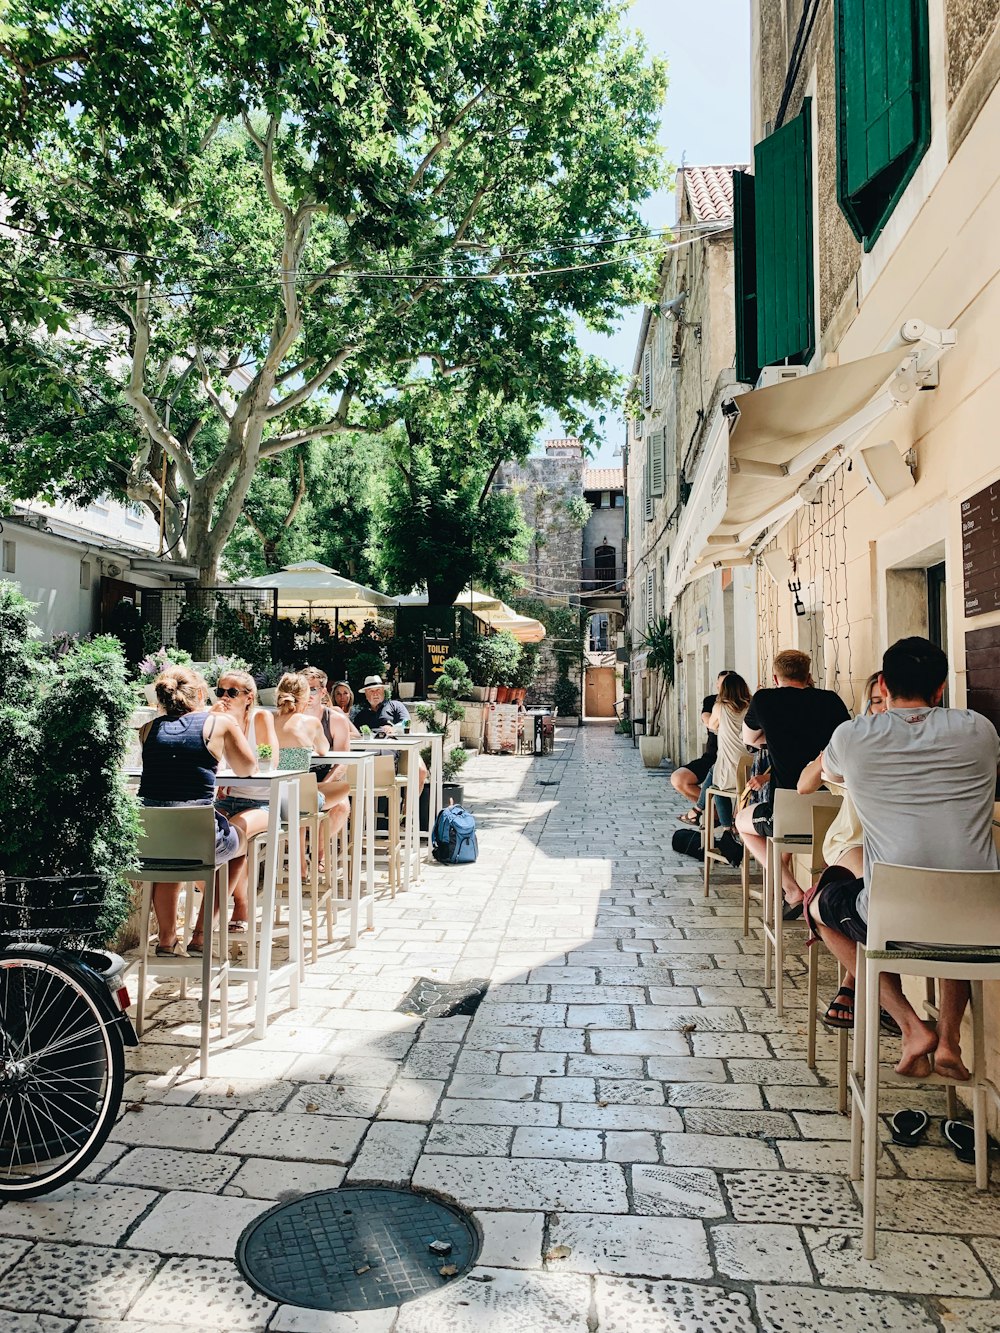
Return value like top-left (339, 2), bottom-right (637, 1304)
top-left (202, 654), bottom-right (252, 686)
top-left (136, 646), bottom-right (193, 684)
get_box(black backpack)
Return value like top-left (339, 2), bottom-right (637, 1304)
top-left (671, 826), bottom-right (704, 862)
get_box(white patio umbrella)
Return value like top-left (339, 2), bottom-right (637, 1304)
top-left (235, 561), bottom-right (396, 621)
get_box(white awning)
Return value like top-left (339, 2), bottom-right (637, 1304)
top-left (664, 321), bottom-right (956, 612)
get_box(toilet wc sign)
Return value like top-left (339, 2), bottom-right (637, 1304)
top-left (423, 636), bottom-right (454, 689)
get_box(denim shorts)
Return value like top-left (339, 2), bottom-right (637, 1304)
top-left (216, 795), bottom-right (269, 818)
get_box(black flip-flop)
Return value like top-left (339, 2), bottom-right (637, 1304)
top-left (941, 1119), bottom-right (997, 1164)
top-left (890, 1109), bottom-right (929, 1148)
top-left (821, 985), bottom-right (855, 1030)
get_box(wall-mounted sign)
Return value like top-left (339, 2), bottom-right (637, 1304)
top-left (961, 481), bottom-right (1000, 618)
top-left (423, 635), bottom-right (454, 689)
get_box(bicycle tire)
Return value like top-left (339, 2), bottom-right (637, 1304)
top-left (0, 949), bottom-right (125, 1198)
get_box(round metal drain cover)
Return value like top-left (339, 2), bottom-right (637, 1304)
top-left (236, 1186), bottom-right (479, 1312)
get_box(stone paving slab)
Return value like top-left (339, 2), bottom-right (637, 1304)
top-left (4, 728), bottom-right (1000, 1329)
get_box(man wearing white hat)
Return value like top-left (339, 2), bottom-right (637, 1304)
top-left (352, 674), bottom-right (427, 794)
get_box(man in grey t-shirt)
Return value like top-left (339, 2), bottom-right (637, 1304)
top-left (810, 637), bottom-right (1000, 1081)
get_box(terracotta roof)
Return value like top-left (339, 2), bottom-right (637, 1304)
top-left (583, 467), bottom-right (624, 491)
top-left (681, 166), bottom-right (742, 224)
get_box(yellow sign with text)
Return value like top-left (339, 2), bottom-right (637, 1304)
top-left (423, 636), bottom-right (454, 690)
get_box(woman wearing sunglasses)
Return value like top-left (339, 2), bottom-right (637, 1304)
top-left (188, 669), bottom-right (278, 950)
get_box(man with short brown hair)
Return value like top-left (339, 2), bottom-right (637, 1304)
top-left (735, 650), bottom-right (849, 915)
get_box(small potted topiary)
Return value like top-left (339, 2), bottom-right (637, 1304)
top-left (416, 656), bottom-right (471, 823)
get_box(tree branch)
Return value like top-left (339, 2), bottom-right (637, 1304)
top-left (263, 345), bottom-right (356, 419)
top-left (122, 283), bottom-right (198, 493)
top-left (194, 348), bottom-right (233, 425)
top-left (478, 455), bottom-right (505, 508)
top-left (409, 85), bottom-right (490, 190)
top-left (282, 450), bottom-right (307, 529)
top-left (242, 114), bottom-right (290, 223)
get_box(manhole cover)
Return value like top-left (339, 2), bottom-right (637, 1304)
top-left (236, 1186), bottom-right (479, 1311)
top-left (397, 976), bottom-right (489, 1018)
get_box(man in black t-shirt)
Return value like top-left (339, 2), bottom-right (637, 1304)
top-left (734, 649), bottom-right (849, 915)
top-left (352, 674), bottom-right (427, 794)
top-left (671, 671), bottom-right (730, 813)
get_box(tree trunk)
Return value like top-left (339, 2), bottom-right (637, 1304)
top-left (427, 570), bottom-right (468, 607)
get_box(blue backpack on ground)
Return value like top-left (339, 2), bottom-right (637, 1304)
top-left (432, 805), bottom-right (478, 865)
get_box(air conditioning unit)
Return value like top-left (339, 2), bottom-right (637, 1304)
top-left (755, 365), bottom-right (807, 390)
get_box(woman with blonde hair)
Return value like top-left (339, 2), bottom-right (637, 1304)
top-left (330, 679), bottom-right (362, 737)
top-left (138, 666), bottom-right (256, 957)
top-left (205, 668), bottom-right (279, 941)
top-left (274, 672), bottom-right (330, 772)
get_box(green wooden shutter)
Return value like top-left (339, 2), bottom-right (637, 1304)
top-left (733, 170), bottom-right (759, 383)
top-left (754, 101), bottom-right (814, 368)
top-left (837, 0), bottom-right (930, 249)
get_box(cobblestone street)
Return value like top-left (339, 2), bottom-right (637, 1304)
top-left (2, 725), bottom-right (999, 1331)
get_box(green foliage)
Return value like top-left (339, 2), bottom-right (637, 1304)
top-left (564, 496), bottom-right (592, 529)
top-left (0, 585), bottom-right (138, 942)
top-left (175, 601), bottom-right (214, 656)
top-left (416, 657), bottom-right (470, 781)
top-left (213, 597), bottom-right (274, 664)
top-left (369, 396), bottom-right (533, 606)
top-left (486, 632), bottom-right (523, 687)
top-left (638, 616), bottom-right (675, 734)
top-left (553, 676), bottom-right (580, 716)
top-left (512, 597), bottom-right (587, 676)
top-left (136, 646), bottom-right (193, 684)
top-left (0, 0), bottom-right (666, 582)
top-left (511, 643), bottom-right (540, 691)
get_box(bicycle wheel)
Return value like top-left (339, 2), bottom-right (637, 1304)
top-left (0, 950), bottom-right (125, 1197)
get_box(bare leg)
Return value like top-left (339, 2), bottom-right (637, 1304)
top-left (671, 767), bottom-right (701, 803)
top-left (227, 808), bottom-right (269, 925)
top-left (417, 758), bottom-right (428, 796)
top-left (189, 825), bottom-right (249, 948)
top-left (735, 806), bottom-right (765, 866)
top-left (151, 882), bottom-right (182, 948)
top-left (781, 852), bottom-right (802, 904)
top-left (933, 979), bottom-right (971, 1081)
top-left (807, 899), bottom-right (935, 1077)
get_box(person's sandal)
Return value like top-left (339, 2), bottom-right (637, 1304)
top-left (889, 1109), bottom-right (929, 1148)
top-left (821, 985), bottom-right (855, 1029)
top-left (187, 936), bottom-right (204, 956)
top-left (155, 939), bottom-right (187, 958)
top-left (228, 920), bottom-right (248, 935)
top-left (676, 810), bottom-right (702, 826)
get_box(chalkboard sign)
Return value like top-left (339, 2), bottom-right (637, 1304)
top-left (961, 481), bottom-right (1000, 618)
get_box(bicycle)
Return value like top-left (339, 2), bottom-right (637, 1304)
top-left (0, 875), bottom-right (138, 1198)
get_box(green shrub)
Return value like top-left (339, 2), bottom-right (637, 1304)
top-left (553, 676), bottom-right (580, 716)
top-left (0, 584), bottom-right (138, 944)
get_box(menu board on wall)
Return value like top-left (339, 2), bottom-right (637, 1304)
top-left (961, 481), bottom-right (1000, 617)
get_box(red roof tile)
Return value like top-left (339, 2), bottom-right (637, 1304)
top-left (681, 166), bottom-right (743, 224)
top-left (583, 467), bottom-right (624, 491)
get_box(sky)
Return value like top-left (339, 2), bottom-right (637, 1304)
top-left (566, 0), bottom-right (752, 464)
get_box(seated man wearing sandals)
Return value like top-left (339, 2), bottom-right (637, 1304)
top-left (806, 636), bottom-right (1000, 1080)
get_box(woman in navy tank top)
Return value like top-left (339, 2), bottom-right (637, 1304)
top-left (139, 667), bottom-right (257, 956)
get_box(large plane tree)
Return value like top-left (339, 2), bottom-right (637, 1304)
top-left (1, 1), bottom-right (665, 583)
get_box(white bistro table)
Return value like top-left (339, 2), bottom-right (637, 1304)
top-left (127, 765), bottom-right (305, 1040)
top-left (350, 735), bottom-right (432, 887)
top-left (310, 751), bottom-right (376, 944)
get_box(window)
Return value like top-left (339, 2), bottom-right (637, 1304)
top-left (646, 570), bottom-right (655, 627)
top-left (1, 540), bottom-right (14, 573)
top-left (634, 415), bottom-right (643, 441)
top-left (836, 0), bottom-right (930, 251)
top-left (600, 491), bottom-right (610, 509)
top-left (614, 493), bottom-right (624, 508)
top-left (642, 347), bottom-right (653, 409)
top-left (649, 428), bottom-right (665, 499)
top-left (643, 449), bottom-right (653, 522)
top-left (733, 101), bottom-right (815, 373)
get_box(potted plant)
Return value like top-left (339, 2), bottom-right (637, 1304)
top-left (415, 656), bottom-right (471, 823)
top-left (553, 674), bottom-right (580, 726)
top-left (202, 653), bottom-right (252, 687)
top-left (510, 642), bottom-right (539, 705)
top-left (175, 599), bottom-right (214, 657)
top-left (252, 662), bottom-right (284, 706)
top-left (636, 616), bottom-right (675, 768)
top-left (488, 631), bottom-right (522, 704)
top-left (136, 646), bottom-right (193, 706)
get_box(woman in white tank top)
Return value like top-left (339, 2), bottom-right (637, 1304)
top-left (710, 672), bottom-right (753, 823)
